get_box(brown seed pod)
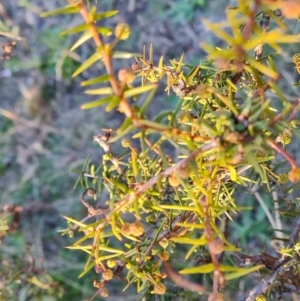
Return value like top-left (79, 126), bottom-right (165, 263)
top-left (168, 174), bottom-right (180, 187)
top-left (154, 282), bottom-right (166, 295)
top-left (102, 269), bottom-right (113, 281)
top-left (158, 251), bottom-right (170, 261)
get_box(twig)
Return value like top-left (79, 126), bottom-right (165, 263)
top-left (163, 261), bottom-right (205, 293)
top-left (235, 261), bottom-right (293, 301)
top-left (266, 139), bottom-right (298, 170)
top-left (73, 0), bottom-right (136, 122)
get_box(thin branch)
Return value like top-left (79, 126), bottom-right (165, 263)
top-left (163, 261), bottom-right (206, 293)
top-left (266, 139), bottom-right (298, 170)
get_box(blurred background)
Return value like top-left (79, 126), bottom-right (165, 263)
top-left (0, 0), bottom-right (299, 300)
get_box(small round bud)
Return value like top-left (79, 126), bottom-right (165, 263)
top-left (99, 287), bottom-right (109, 297)
top-left (209, 239), bottom-right (225, 255)
top-left (277, 173), bottom-right (289, 184)
top-left (277, 130), bottom-right (292, 145)
top-left (114, 23), bottom-right (130, 40)
top-left (121, 139), bottom-right (131, 148)
top-left (107, 259), bottom-right (116, 268)
top-left (178, 164), bottom-right (190, 179)
top-left (154, 283), bottom-right (166, 295)
top-left (102, 269), bottom-right (113, 281)
top-left (158, 251), bottom-right (170, 261)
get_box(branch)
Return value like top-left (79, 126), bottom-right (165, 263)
top-left (163, 261), bottom-right (206, 293)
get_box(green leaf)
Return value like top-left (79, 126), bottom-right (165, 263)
top-left (170, 235), bottom-right (207, 245)
top-left (137, 119), bottom-right (171, 130)
top-left (81, 74), bottom-right (110, 86)
top-left (78, 261), bottom-right (96, 278)
top-left (62, 215), bottom-right (86, 228)
top-left (40, 5), bottom-right (80, 17)
top-left (81, 96), bottom-right (115, 109)
top-left (124, 84), bottom-right (157, 98)
top-left (105, 97), bottom-right (120, 112)
top-left (84, 87), bottom-right (113, 95)
top-left (245, 147), bottom-right (266, 182)
top-left (61, 24), bottom-right (89, 35)
top-left (225, 265), bottom-right (264, 280)
top-left (176, 53), bottom-right (184, 73)
top-left (70, 31), bottom-right (93, 51)
top-left (154, 110), bottom-right (173, 123)
top-left (180, 263), bottom-right (214, 274)
top-left (72, 52), bottom-right (101, 77)
top-left (94, 10), bottom-right (119, 20)
top-left (186, 65), bottom-right (201, 84)
top-left (248, 58), bottom-right (278, 79)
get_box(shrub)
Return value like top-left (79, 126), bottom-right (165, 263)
top-left (41, 1), bottom-right (300, 300)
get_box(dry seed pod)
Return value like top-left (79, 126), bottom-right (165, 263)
top-left (102, 269), bottom-right (113, 281)
top-left (99, 287), bottom-right (109, 297)
top-left (178, 164), bottom-right (190, 179)
top-left (129, 221), bottom-right (144, 237)
top-left (154, 283), bottom-right (166, 295)
top-left (168, 174), bottom-right (180, 187)
top-left (121, 223), bottom-right (131, 235)
top-left (158, 251), bottom-right (170, 261)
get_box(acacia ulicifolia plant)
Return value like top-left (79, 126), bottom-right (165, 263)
top-left (42, 1), bottom-right (300, 300)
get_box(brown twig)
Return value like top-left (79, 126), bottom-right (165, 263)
top-left (266, 138), bottom-right (298, 170)
top-left (73, 0), bottom-right (136, 121)
top-left (163, 261), bottom-right (206, 293)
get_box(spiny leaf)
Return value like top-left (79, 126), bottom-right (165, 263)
top-left (84, 87), bottom-right (113, 95)
top-left (137, 119), bottom-right (171, 131)
top-left (105, 97), bottom-right (121, 112)
top-left (62, 24), bottom-right (112, 36)
top-left (70, 31), bottom-right (93, 52)
top-left (225, 265), bottom-right (265, 280)
top-left (81, 74), bottom-right (110, 86)
top-left (81, 96), bottom-right (115, 109)
top-left (112, 51), bottom-right (142, 59)
top-left (180, 263), bottom-right (214, 274)
top-left (123, 84), bottom-right (157, 98)
top-left (170, 235), bottom-right (207, 245)
top-left (72, 52), bottom-right (101, 77)
top-left (94, 10), bottom-right (119, 20)
top-left (40, 5), bottom-right (80, 17)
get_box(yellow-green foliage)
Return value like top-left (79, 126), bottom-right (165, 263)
top-left (42, 1), bottom-right (300, 300)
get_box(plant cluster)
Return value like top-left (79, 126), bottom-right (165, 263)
top-left (40, 0), bottom-right (300, 300)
